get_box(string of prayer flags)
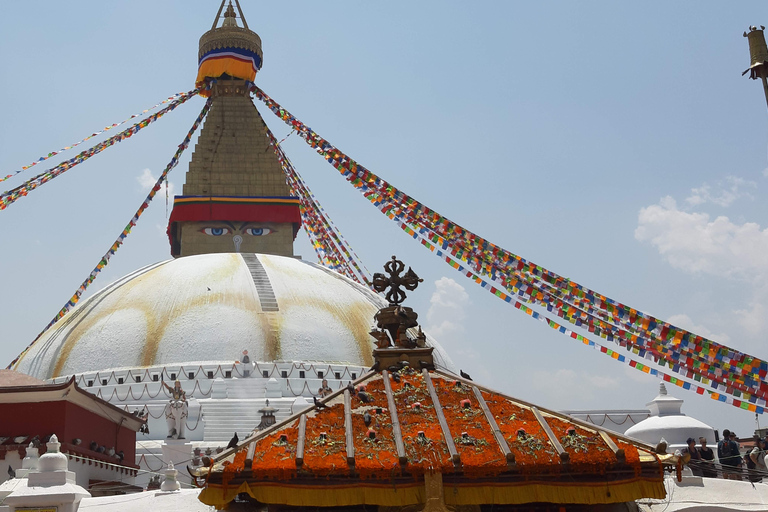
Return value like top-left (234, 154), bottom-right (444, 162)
top-left (0, 89), bottom-right (199, 211)
top-left (263, 125), bottom-right (371, 287)
top-left (250, 84), bottom-right (768, 410)
top-left (7, 99), bottom-right (212, 371)
top-left (394, 213), bottom-right (766, 415)
top-left (1, 92), bottom-right (189, 183)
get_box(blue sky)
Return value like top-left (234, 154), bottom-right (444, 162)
top-left (2, 1), bottom-right (768, 438)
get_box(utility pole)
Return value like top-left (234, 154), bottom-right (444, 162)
top-left (743, 26), bottom-right (768, 113)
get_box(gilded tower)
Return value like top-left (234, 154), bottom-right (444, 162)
top-left (168, 1), bottom-right (300, 257)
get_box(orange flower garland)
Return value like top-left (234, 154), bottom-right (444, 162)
top-left (612, 436), bottom-right (642, 469)
top-left (222, 447), bottom-right (248, 487)
top-left (481, 391), bottom-right (560, 473)
top-left (544, 415), bottom-right (614, 469)
top-left (302, 403), bottom-right (348, 475)
top-left (432, 376), bottom-right (507, 477)
top-left (391, 369), bottom-right (453, 473)
top-left (250, 422), bottom-right (301, 480)
top-left (353, 378), bottom-right (401, 478)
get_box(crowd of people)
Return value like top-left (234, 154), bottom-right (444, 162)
top-left (680, 429), bottom-right (768, 482)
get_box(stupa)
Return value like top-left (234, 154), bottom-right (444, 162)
top-left (7, 0), bottom-right (452, 489)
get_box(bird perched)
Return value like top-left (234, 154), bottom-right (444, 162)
top-left (313, 396), bottom-right (327, 409)
top-left (106, 447), bottom-right (116, 457)
top-left (117, 450), bottom-right (124, 463)
top-left (369, 361), bottom-right (380, 373)
top-left (226, 432), bottom-right (239, 449)
top-left (460, 370), bottom-right (472, 381)
top-left (358, 391), bottom-right (373, 403)
top-left (363, 412), bottom-right (372, 427)
top-left (72, 438), bottom-right (82, 446)
top-left (7, 466), bottom-right (15, 479)
top-left (346, 382), bottom-right (356, 395)
top-left (391, 372), bottom-right (401, 383)
top-left (97, 445), bottom-right (106, 454)
top-left (89, 441), bottom-right (98, 451)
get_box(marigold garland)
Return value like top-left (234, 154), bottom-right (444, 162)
top-left (481, 391), bottom-right (560, 472)
top-left (222, 448), bottom-right (248, 487)
top-left (351, 378), bottom-right (402, 478)
top-left (302, 404), bottom-right (348, 475)
top-left (432, 377), bottom-right (507, 477)
top-left (250, 422), bottom-right (300, 480)
top-left (544, 415), bottom-right (613, 470)
top-left (391, 370), bottom-right (452, 473)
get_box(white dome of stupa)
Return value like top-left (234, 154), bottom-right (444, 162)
top-left (625, 383), bottom-right (715, 450)
top-left (14, 253), bottom-right (454, 380)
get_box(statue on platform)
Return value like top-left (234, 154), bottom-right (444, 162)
top-left (163, 380), bottom-right (188, 439)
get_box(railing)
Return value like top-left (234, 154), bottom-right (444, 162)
top-left (52, 360), bottom-right (367, 398)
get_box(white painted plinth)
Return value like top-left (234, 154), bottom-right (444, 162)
top-left (161, 440), bottom-right (193, 468)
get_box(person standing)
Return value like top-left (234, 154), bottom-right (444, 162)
top-left (698, 437), bottom-right (717, 478)
top-left (317, 378), bottom-right (332, 397)
top-left (730, 431), bottom-right (744, 480)
top-left (241, 349), bottom-right (251, 377)
top-left (681, 437), bottom-right (703, 476)
top-left (718, 429), bottom-right (740, 480)
top-left (748, 437), bottom-right (767, 483)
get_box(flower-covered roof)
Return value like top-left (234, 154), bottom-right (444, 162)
top-left (195, 367), bottom-right (669, 509)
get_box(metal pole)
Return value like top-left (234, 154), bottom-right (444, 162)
top-left (761, 68), bottom-right (768, 113)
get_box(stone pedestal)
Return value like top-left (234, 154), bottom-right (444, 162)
top-left (291, 396), bottom-right (311, 414)
top-left (265, 377), bottom-right (282, 398)
top-left (373, 347), bottom-right (434, 370)
top-left (210, 377), bottom-right (228, 399)
top-left (162, 439), bottom-right (193, 469)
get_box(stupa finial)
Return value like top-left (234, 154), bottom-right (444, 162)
top-left (222, 3), bottom-right (238, 27)
top-left (211, 0), bottom-right (249, 30)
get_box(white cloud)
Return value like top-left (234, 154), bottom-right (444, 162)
top-left (685, 176), bottom-right (755, 207)
top-left (733, 302), bottom-right (767, 337)
top-left (636, 195), bottom-right (768, 337)
top-left (635, 196), bottom-right (768, 279)
top-left (532, 368), bottom-right (620, 405)
top-left (666, 314), bottom-right (730, 344)
top-left (137, 168), bottom-right (175, 198)
top-left (426, 277), bottom-right (469, 339)
top-left (424, 278), bottom-right (490, 381)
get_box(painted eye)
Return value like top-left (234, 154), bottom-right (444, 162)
top-left (245, 228), bottom-right (273, 236)
top-left (201, 227), bottom-right (231, 236)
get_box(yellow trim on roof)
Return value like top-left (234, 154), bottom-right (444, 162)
top-left (198, 477), bottom-right (665, 509)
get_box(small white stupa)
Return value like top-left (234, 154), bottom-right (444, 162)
top-left (2, 434), bottom-right (90, 512)
top-left (625, 383), bottom-right (715, 451)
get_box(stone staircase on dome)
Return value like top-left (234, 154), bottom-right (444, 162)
top-left (201, 398), bottom-right (295, 443)
top-left (223, 375), bottom-right (268, 399)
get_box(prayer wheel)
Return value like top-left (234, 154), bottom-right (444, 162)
top-left (743, 26), bottom-right (768, 79)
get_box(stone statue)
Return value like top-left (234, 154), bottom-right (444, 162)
top-left (163, 380), bottom-right (189, 439)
